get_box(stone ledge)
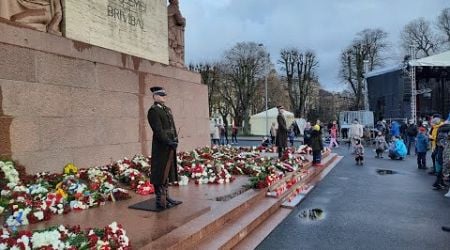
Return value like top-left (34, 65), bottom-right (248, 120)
top-left (0, 22), bottom-right (201, 84)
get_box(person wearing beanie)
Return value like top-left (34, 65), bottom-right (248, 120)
top-left (429, 117), bottom-right (444, 175)
top-left (354, 138), bottom-right (365, 165)
top-left (310, 124), bottom-right (324, 166)
top-left (416, 127), bottom-right (429, 169)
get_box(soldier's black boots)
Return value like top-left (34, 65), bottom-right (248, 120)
top-left (155, 185), bottom-right (172, 209)
top-left (165, 186), bottom-right (182, 206)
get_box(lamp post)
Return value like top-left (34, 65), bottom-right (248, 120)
top-left (258, 43), bottom-right (269, 136)
top-left (363, 60), bottom-right (370, 111)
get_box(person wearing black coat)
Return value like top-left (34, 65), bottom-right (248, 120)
top-left (310, 124), bottom-right (324, 166)
top-left (147, 86), bottom-right (182, 209)
top-left (276, 106), bottom-right (288, 158)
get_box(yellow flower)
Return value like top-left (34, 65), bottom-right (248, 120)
top-left (64, 163), bottom-right (78, 175)
top-left (56, 188), bottom-right (68, 199)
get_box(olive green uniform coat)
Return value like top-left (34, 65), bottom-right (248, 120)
top-left (147, 102), bottom-right (178, 186)
top-left (276, 113), bottom-right (288, 148)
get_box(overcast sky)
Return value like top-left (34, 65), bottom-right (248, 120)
top-left (180, 0), bottom-right (449, 91)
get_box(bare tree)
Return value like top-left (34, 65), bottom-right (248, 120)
top-left (401, 18), bottom-right (439, 57)
top-left (189, 63), bottom-right (220, 116)
top-left (437, 8), bottom-right (450, 48)
top-left (278, 48), bottom-right (319, 117)
top-left (339, 28), bottom-right (389, 110)
top-left (218, 42), bottom-right (270, 134)
top-left (252, 69), bottom-right (290, 114)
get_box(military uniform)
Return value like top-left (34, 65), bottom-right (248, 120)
top-left (276, 106), bottom-right (288, 157)
top-left (147, 102), bottom-right (178, 186)
top-left (147, 86), bottom-right (181, 209)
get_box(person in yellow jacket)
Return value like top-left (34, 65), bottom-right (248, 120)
top-left (429, 116), bottom-right (444, 175)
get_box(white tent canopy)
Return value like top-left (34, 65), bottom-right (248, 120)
top-left (250, 107), bottom-right (295, 136)
top-left (366, 50), bottom-right (450, 79)
top-left (409, 50), bottom-right (450, 67)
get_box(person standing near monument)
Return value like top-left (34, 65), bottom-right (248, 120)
top-left (276, 106), bottom-right (288, 158)
top-left (147, 86), bottom-right (182, 210)
top-left (168, 0), bottom-right (186, 68)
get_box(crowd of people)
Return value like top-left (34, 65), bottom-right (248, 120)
top-left (209, 110), bottom-right (450, 198)
top-left (371, 114), bottom-right (450, 197)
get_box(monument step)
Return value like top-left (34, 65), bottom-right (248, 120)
top-left (232, 207), bottom-right (292, 250)
top-left (146, 188), bottom-right (266, 249)
top-left (234, 154), bottom-right (342, 249)
top-left (144, 152), bottom-right (342, 250)
top-left (195, 194), bottom-right (282, 250)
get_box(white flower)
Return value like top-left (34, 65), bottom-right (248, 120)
top-left (0, 243), bottom-right (8, 250)
top-left (0, 161), bottom-right (20, 188)
top-left (179, 176), bottom-right (189, 185)
top-left (0, 190), bottom-right (11, 197)
top-left (31, 230), bottom-right (63, 249)
top-left (9, 246), bottom-right (20, 250)
top-left (17, 235), bottom-right (30, 250)
top-left (109, 222), bottom-right (119, 233)
top-left (33, 211), bottom-right (44, 221)
top-left (13, 185), bottom-right (27, 192)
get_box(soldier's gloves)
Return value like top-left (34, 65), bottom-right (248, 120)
top-left (168, 141), bottom-right (178, 149)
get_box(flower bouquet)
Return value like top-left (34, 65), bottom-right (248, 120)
top-left (0, 222), bottom-right (131, 249)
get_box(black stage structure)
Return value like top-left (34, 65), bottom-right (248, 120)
top-left (366, 52), bottom-right (450, 122)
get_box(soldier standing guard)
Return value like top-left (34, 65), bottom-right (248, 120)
top-left (276, 105), bottom-right (288, 158)
top-left (147, 86), bottom-right (182, 210)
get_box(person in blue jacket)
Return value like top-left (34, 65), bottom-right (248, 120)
top-left (415, 127), bottom-right (429, 169)
top-left (390, 121), bottom-right (401, 138)
top-left (388, 136), bottom-right (407, 160)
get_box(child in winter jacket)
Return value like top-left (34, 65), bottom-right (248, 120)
top-left (374, 132), bottom-right (387, 158)
top-left (354, 138), bottom-right (364, 165)
top-left (416, 127), bottom-right (429, 169)
top-left (310, 125), bottom-right (324, 166)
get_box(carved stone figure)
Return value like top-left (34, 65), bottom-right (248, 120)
top-left (0, 0), bottom-right (62, 35)
top-left (167, 0), bottom-right (185, 68)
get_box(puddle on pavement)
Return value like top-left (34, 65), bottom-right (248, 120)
top-left (376, 169), bottom-right (397, 175)
top-left (299, 208), bottom-right (325, 221)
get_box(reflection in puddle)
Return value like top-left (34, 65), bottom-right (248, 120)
top-left (299, 208), bottom-right (325, 221)
top-left (376, 169), bottom-right (397, 175)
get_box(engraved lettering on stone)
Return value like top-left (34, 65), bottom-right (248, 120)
top-left (107, 0), bottom-right (146, 29)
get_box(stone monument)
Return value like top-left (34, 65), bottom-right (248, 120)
top-left (0, 0), bottom-right (62, 35)
top-left (0, 0), bottom-right (209, 173)
top-left (168, 0), bottom-right (186, 68)
top-left (63, 0), bottom-right (169, 65)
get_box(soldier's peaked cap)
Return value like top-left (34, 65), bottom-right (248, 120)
top-left (150, 86), bottom-right (167, 96)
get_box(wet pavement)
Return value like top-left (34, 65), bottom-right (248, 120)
top-left (257, 146), bottom-right (450, 250)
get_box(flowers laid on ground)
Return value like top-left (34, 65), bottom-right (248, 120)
top-left (177, 145), bottom-right (310, 189)
top-left (0, 146), bottom-right (311, 229)
top-left (0, 222), bottom-right (131, 249)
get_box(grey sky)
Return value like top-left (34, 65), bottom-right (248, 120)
top-left (180, 0), bottom-right (449, 91)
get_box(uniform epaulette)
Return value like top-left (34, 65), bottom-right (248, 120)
top-left (151, 103), bottom-right (164, 109)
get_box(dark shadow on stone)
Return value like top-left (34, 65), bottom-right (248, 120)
top-left (214, 186), bottom-right (250, 201)
top-left (128, 198), bottom-right (182, 212)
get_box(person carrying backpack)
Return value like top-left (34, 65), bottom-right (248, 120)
top-left (406, 119), bottom-right (418, 156)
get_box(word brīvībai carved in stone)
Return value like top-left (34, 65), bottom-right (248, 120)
top-left (0, 0), bottom-right (62, 35)
top-left (168, 0), bottom-right (185, 68)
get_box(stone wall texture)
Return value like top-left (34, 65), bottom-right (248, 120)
top-left (0, 22), bottom-right (209, 173)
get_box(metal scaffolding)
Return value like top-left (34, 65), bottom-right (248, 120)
top-left (410, 46), bottom-right (416, 122)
